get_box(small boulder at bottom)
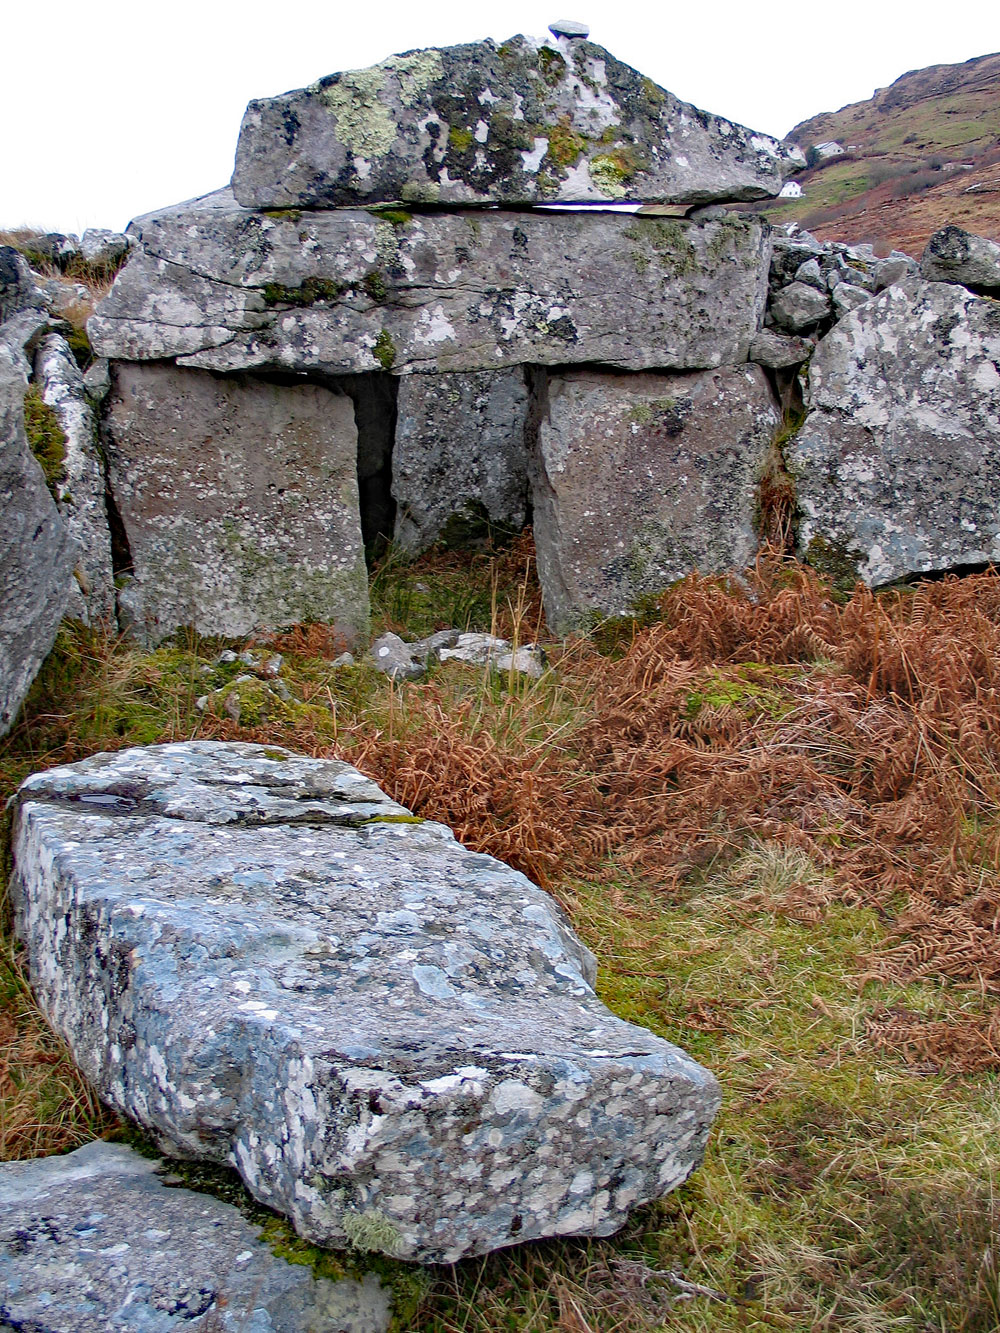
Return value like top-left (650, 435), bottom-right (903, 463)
top-left (11, 741), bottom-right (720, 1264)
top-left (0, 1139), bottom-right (391, 1332)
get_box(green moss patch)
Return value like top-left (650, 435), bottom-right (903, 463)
top-left (23, 387), bottom-right (67, 497)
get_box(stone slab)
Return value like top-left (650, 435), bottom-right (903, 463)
top-left (790, 277), bottom-right (1000, 585)
top-left (89, 189), bottom-right (771, 376)
top-left (532, 366), bottom-right (779, 632)
top-left (102, 361), bottom-right (369, 646)
top-left (11, 741), bottom-right (720, 1264)
top-left (0, 329), bottom-right (76, 737)
top-left (231, 35), bottom-right (803, 209)
top-left (0, 1139), bottom-right (390, 1332)
top-left (392, 368), bottom-right (531, 552)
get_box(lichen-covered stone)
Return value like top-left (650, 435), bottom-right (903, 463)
top-left (0, 246), bottom-right (44, 322)
top-left (10, 741), bottom-right (720, 1264)
top-left (102, 361), bottom-right (369, 645)
top-left (532, 367), bottom-right (779, 632)
top-left (0, 1140), bottom-right (391, 1332)
top-left (393, 369), bottom-right (530, 552)
top-left (770, 280), bottom-right (831, 332)
top-left (231, 35), bottom-right (803, 210)
top-left (920, 225), bottom-right (1000, 293)
top-left (34, 333), bottom-right (116, 625)
top-left (89, 190), bottom-right (770, 375)
top-left (790, 277), bottom-right (1000, 585)
top-left (0, 327), bottom-right (76, 737)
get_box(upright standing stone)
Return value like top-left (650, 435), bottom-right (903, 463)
top-left (34, 333), bottom-right (116, 624)
top-left (790, 278), bottom-right (1000, 585)
top-left (393, 368), bottom-right (531, 552)
top-left (532, 367), bottom-right (779, 631)
top-left (11, 741), bottom-right (720, 1264)
top-left (102, 362), bottom-right (369, 645)
top-left (0, 333), bottom-right (75, 737)
top-left (232, 36), bottom-right (803, 209)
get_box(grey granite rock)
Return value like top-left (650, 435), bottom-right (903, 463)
top-left (101, 361), bottom-right (369, 646)
top-left (231, 36), bottom-right (802, 210)
top-left (831, 282), bottom-right (871, 318)
top-left (749, 328), bottom-right (813, 370)
top-left (89, 190), bottom-right (770, 376)
top-left (370, 631), bottom-right (424, 680)
top-left (873, 253), bottom-right (916, 292)
top-left (79, 227), bottom-right (132, 267)
top-left (790, 277), bottom-right (1000, 585)
top-left (0, 327), bottom-right (76, 737)
top-left (34, 334), bottom-right (116, 625)
top-left (0, 1139), bottom-right (391, 1332)
top-left (531, 366), bottom-right (779, 632)
top-left (11, 740), bottom-right (720, 1264)
top-left (770, 280), bottom-right (831, 332)
top-left (793, 258), bottom-right (825, 290)
top-left (393, 369), bottom-right (530, 553)
top-left (920, 224), bottom-right (1000, 293)
top-left (0, 246), bottom-right (44, 322)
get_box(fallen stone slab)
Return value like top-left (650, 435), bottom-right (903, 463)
top-left (11, 741), bottom-right (720, 1264)
top-left (532, 366), bottom-right (779, 632)
top-left (231, 35), bottom-right (802, 210)
top-left (790, 277), bottom-right (1000, 585)
top-left (0, 1139), bottom-right (391, 1332)
top-left (0, 326), bottom-right (76, 738)
top-left (102, 361), bottom-right (369, 646)
top-left (88, 189), bottom-right (770, 375)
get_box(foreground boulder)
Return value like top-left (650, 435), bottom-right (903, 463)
top-left (790, 277), bottom-right (1000, 585)
top-left (920, 225), bottom-right (1000, 293)
top-left (0, 328), bottom-right (76, 737)
top-left (89, 191), bottom-right (770, 376)
top-left (231, 35), bottom-right (802, 210)
top-left (11, 741), bottom-right (720, 1264)
top-left (102, 361), bottom-right (369, 645)
top-left (533, 366), bottom-right (779, 632)
top-left (0, 1139), bottom-right (390, 1332)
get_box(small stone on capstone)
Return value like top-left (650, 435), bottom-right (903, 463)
top-left (548, 18), bottom-right (590, 37)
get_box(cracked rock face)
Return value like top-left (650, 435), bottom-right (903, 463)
top-left (790, 278), bottom-right (1000, 585)
top-left (231, 35), bottom-right (803, 210)
top-left (88, 189), bottom-right (771, 375)
top-left (11, 741), bottom-right (720, 1264)
top-left (0, 1139), bottom-right (391, 1332)
top-left (102, 361), bottom-right (369, 646)
top-left (532, 366), bottom-right (779, 632)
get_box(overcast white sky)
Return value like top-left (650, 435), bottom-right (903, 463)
top-left (3, 1), bottom-right (997, 234)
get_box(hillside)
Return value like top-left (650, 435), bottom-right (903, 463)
top-left (758, 51), bottom-right (1000, 254)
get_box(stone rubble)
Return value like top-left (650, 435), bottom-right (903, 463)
top-left (10, 741), bottom-right (721, 1264)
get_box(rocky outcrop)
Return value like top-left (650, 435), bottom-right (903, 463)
top-left (11, 741), bottom-right (720, 1264)
top-left (0, 1139), bottom-right (391, 1332)
top-left (789, 277), bottom-right (1000, 585)
top-left (232, 35), bottom-right (802, 210)
top-left (393, 368), bottom-right (531, 552)
top-left (89, 191), bottom-right (770, 375)
top-left (532, 366), bottom-right (779, 632)
top-left (920, 224), bottom-right (1000, 293)
top-left (0, 246), bottom-right (43, 322)
top-left (33, 333), bottom-right (116, 624)
top-left (102, 361), bottom-right (369, 646)
top-left (0, 325), bottom-right (76, 737)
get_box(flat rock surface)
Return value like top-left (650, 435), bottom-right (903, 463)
top-left (532, 367), bottom-right (779, 631)
top-left (11, 741), bottom-right (720, 1264)
top-left (0, 328), bottom-right (75, 737)
top-left (231, 35), bottom-right (802, 209)
top-left (89, 190), bottom-right (770, 375)
top-left (790, 277), bottom-right (1000, 585)
top-left (102, 361), bottom-right (369, 646)
top-left (0, 1139), bottom-right (390, 1332)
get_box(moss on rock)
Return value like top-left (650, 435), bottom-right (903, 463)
top-left (23, 386), bottom-right (67, 497)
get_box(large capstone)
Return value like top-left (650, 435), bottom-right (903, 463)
top-left (790, 277), bottom-right (1000, 585)
top-left (393, 368), bottom-right (531, 552)
top-left (0, 1140), bottom-right (391, 1332)
top-left (88, 190), bottom-right (771, 376)
top-left (102, 361), bottom-right (369, 645)
top-left (231, 36), bottom-right (803, 210)
top-left (10, 741), bottom-right (720, 1264)
top-left (0, 327), bottom-right (76, 737)
top-left (532, 367), bottom-right (779, 632)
